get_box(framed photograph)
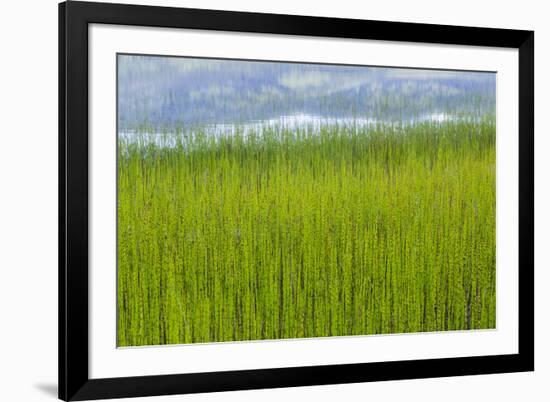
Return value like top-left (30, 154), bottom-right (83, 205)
top-left (59, 1), bottom-right (534, 400)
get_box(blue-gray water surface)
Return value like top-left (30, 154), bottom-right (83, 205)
top-left (118, 54), bottom-right (496, 144)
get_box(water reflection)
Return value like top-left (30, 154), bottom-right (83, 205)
top-left (118, 55), bottom-right (496, 134)
top-left (119, 112), bottom-right (480, 148)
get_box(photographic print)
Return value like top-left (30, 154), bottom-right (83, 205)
top-left (116, 54), bottom-right (496, 347)
top-left (59, 4), bottom-right (534, 399)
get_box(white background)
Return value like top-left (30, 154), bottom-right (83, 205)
top-left (0, 0), bottom-right (546, 401)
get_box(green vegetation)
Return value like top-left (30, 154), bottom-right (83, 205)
top-left (117, 121), bottom-right (496, 347)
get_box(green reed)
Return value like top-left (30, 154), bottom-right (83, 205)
top-left (117, 120), bottom-right (496, 346)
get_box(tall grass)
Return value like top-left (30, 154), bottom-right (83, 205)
top-left (117, 121), bottom-right (496, 347)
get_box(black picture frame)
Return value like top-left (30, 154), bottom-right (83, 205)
top-left (59, 1), bottom-right (534, 400)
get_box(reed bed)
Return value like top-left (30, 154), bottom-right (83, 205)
top-left (117, 121), bottom-right (496, 347)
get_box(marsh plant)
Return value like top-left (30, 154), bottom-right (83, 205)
top-left (117, 55), bottom-right (496, 347)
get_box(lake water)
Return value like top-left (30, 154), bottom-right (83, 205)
top-left (118, 55), bottom-right (496, 134)
top-left (119, 112), bottom-right (470, 148)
